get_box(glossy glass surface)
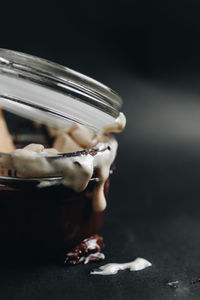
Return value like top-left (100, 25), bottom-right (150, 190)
top-left (0, 49), bottom-right (122, 131)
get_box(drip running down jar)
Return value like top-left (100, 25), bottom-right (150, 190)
top-left (0, 49), bottom-right (126, 259)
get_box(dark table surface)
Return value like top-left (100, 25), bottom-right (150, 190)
top-left (1, 69), bottom-right (200, 300)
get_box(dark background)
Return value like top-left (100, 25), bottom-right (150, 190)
top-left (1, 1), bottom-right (200, 299)
top-left (2, 0), bottom-right (200, 75)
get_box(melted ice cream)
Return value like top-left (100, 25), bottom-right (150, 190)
top-left (0, 137), bottom-right (117, 212)
top-left (101, 112), bottom-right (126, 135)
top-left (0, 112), bottom-right (126, 212)
top-left (90, 258), bottom-right (152, 275)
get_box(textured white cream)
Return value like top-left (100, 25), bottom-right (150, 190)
top-left (0, 113), bottom-right (126, 212)
top-left (101, 112), bottom-right (126, 135)
top-left (84, 252), bottom-right (105, 264)
top-left (0, 137), bottom-right (117, 212)
top-left (90, 258), bottom-right (152, 275)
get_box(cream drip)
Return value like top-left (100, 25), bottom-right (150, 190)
top-left (101, 112), bottom-right (126, 135)
top-left (0, 112), bottom-right (126, 212)
top-left (0, 138), bottom-right (117, 212)
top-left (90, 257), bottom-right (152, 275)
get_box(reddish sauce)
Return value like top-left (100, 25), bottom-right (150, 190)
top-left (0, 179), bottom-right (109, 261)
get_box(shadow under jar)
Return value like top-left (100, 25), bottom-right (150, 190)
top-left (0, 49), bottom-right (126, 261)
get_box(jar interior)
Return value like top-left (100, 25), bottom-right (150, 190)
top-left (1, 109), bottom-right (101, 153)
top-left (3, 110), bottom-right (51, 149)
top-left (0, 108), bottom-right (116, 215)
top-left (0, 109), bottom-right (114, 187)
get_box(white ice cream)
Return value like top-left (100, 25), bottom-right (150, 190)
top-left (0, 113), bottom-right (126, 212)
top-left (90, 257), bottom-right (152, 275)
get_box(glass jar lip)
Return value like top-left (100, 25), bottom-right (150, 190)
top-left (0, 49), bottom-right (123, 132)
top-left (0, 141), bottom-right (112, 185)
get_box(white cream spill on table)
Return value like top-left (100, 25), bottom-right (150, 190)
top-left (90, 257), bottom-right (152, 275)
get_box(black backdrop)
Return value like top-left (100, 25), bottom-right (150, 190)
top-left (0, 0), bottom-right (200, 73)
top-left (1, 1), bottom-right (200, 299)
top-left (2, 0), bottom-right (200, 74)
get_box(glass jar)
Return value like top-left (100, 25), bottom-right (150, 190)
top-left (0, 49), bottom-right (125, 260)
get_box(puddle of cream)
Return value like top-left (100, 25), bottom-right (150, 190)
top-left (90, 257), bottom-right (152, 275)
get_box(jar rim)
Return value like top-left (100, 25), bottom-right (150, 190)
top-left (0, 49), bottom-right (123, 132)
